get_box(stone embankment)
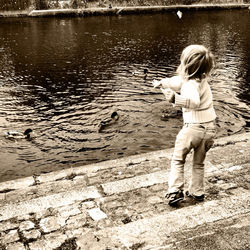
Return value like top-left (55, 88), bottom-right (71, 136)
top-left (0, 3), bottom-right (249, 17)
top-left (28, 4), bottom-right (250, 17)
top-left (0, 132), bottom-right (249, 249)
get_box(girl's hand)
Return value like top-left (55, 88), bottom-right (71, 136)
top-left (161, 88), bottom-right (175, 103)
top-left (152, 79), bottom-right (161, 88)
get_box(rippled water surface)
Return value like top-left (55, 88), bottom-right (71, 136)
top-left (0, 9), bottom-right (249, 182)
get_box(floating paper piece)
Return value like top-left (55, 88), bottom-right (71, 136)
top-left (88, 208), bottom-right (107, 221)
top-left (177, 10), bottom-right (183, 19)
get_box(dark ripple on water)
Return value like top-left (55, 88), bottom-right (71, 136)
top-left (0, 11), bottom-right (249, 182)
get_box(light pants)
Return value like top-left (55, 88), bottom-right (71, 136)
top-left (168, 121), bottom-right (216, 196)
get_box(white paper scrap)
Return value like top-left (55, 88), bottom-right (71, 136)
top-left (177, 10), bottom-right (183, 19)
top-left (88, 208), bottom-right (107, 221)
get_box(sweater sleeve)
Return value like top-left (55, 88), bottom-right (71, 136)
top-left (160, 75), bottom-right (182, 92)
top-left (174, 80), bottom-right (201, 109)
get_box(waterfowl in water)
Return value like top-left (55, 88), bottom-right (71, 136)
top-left (4, 128), bottom-right (33, 139)
top-left (98, 112), bottom-right (119, 132)
top-left (143, 68), bottom-right (148, 80)
top-left (132, 69), bottom-right (148, 80)
top-left (161, 109), bottom-right (182, 121)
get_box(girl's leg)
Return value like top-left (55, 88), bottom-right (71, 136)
top-left (189, 140), bottom-right (207, 196)
top-left (189, 127), bottom-right (216, 196)
top-left (168, 147), bottom-right (189, 194)
top-left (168, 125), bottom-right (202, 194)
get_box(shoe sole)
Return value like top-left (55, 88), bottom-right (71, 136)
top-left (185, 191), bottom-right (204, 202)
top-left (168, 197), bottom-right (184, 206)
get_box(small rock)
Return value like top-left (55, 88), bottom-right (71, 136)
top-left (17, 213), bottom-right (32, 221)
top-left (19, 220), bottom-right (35, 231)
top-left (57, 205), bottom-right (81, 218)
top-left (0, 220), bottom-right (19, 232)
top-left (227, 165), bottom-right (243, 172)
top-left (40, 216), bottom-right (65, 233)
top-left (220, 183), bottom-right (238, 190)
top-left (6, 242), bottom-right (26, 250)
top-left (88, 208), bottom-right (107, 221)
top-left (76, 232), bottom-right (112, 249)
top-left (217, 180), bottom-right (225, 185)
top-left (65, 227), bottom-right (88, 238)
top-left (1, 229), bottom-right (19, 244)
top-left (0, 193), bottom-right (5, 200)
top-left (44, 231), bottom-right (68, 249)
top-left (148, 196), bottom-right (163, 204)
top-left (28, 232), bottom-right (67, 250)
top-left (82, 201), bottom-right (96, 209)
top-left (22, 229), bottom-right (41, 240)
top-left (28, 239), bottom-right (47, 250)
top-left (65, 213), bottom-right (87, 230)
top-left (122, 217), bottom-right (132, 224)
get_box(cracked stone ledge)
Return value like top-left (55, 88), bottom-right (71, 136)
top-left (0, 133), bottom-right (248, 194)
top-left (0, 133), bottom-right (249, 249)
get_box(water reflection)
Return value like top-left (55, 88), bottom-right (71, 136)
top-left (0, 10), bottom-right (249, 182)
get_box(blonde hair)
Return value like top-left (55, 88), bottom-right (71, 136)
top-left (177, 45), bottom-right (215, 81)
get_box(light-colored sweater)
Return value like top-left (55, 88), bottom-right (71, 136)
top-left (160, 76), bottom-right (216, 124)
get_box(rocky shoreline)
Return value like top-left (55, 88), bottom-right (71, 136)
top-left (0, 3), bottom-right (249, 17)
top-left (0, 132), bottom-right (249, 249)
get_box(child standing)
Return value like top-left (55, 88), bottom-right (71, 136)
top-left (153, 45), bottom-right (217, 206)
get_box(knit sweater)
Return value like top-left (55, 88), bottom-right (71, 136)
top-left (160, 76), bottom-right (217, 124)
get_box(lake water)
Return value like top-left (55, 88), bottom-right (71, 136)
top-left (0, 9), bottom-right (249, 182)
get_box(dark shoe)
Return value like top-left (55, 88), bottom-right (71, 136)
top-left (185, 191), bottom-right (204, 202)
top-left (166, 190), bottom-right (184, 206)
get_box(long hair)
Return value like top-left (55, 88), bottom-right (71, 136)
top-left (177, 45), bottom-right (215, 81)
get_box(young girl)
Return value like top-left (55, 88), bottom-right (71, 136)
top-left (153, 45), bottom-right (217, 206)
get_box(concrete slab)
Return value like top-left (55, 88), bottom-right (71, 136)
top-left (34, 148), bottom-right (172, 186)
top-left (97, 192), bottom-right (250, 248)
top-left (0, 186), bottom-right (101, 221)
top-left (0, 177), bottom-right (35, 193)
top-left (101, 169), bottom-right (169, 195)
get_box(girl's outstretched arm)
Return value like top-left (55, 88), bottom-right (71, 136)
top-left (167, 76), bottom-right (183, 92)
top-left (153, 76), bottom-right (182, 92)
